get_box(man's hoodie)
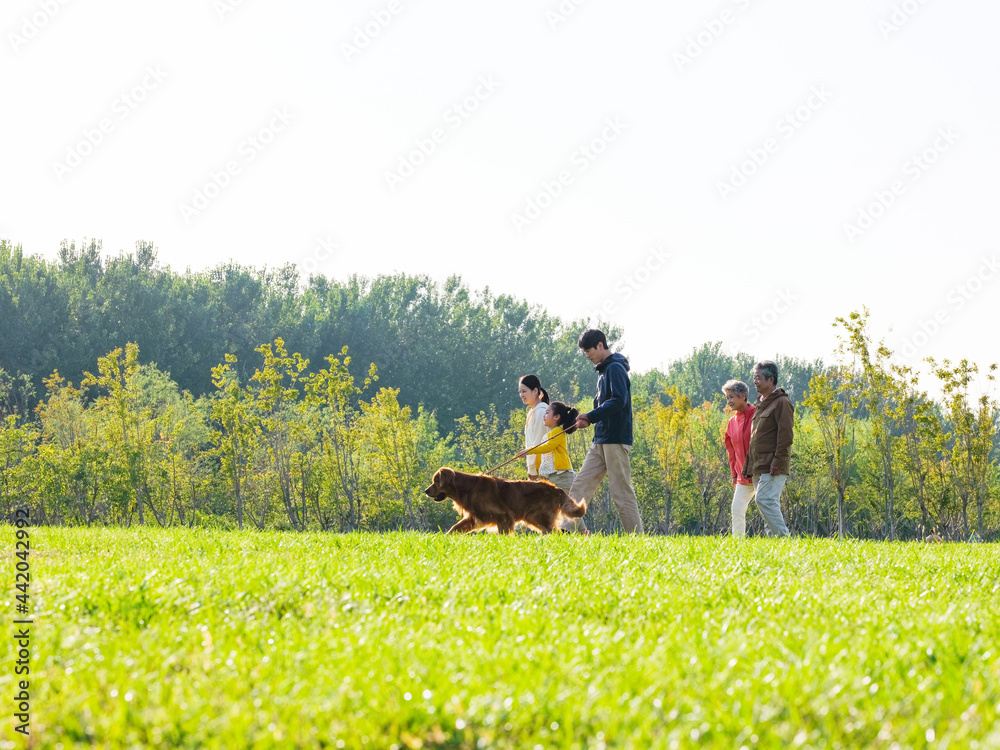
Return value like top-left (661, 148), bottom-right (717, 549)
top-left (742, 387), bottom-right (794, 478)
top-left (586, 352), bottom-right (632, 445)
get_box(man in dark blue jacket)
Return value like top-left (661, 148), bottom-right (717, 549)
top-left (570, 329), bottom-right (644, 533)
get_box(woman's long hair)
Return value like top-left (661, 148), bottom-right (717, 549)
top-left (518, 374), bottom-right (550, 404)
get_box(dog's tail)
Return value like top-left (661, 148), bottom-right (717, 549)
top-left (560, 493), bottom-right (587, 519)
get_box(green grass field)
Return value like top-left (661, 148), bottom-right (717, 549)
top-left (3, 528), bottom-right (999, 749)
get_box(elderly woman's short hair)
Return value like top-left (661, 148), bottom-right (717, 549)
top-left (721, 379), bottom-right (749, 399)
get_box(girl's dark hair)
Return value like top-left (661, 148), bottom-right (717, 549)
top-left (518, 375), bottom-right (550, 404)
top-left (549, 401), bottom-right (579, 434)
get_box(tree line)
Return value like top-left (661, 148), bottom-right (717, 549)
top-left (1, 240), bottom-right (997, 539)
top-left (0, 238), bottom-right (602, 425)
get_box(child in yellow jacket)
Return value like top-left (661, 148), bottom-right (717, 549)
top-left (517, 401), bottom-right (588, 533)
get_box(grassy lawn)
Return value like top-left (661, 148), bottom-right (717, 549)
top-left (2, 528), bottom-right (999, 748)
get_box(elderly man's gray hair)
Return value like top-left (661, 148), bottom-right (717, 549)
top-left (721, 379), bottom-right (749, 399)
top-left (754, 360), bottom-right (779, 385)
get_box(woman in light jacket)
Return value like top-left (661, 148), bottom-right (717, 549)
top-left (517, 375), bottom-right (549, 479)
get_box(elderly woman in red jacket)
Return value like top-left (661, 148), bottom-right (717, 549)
top-left (722, 378), bottom-right (756, 537)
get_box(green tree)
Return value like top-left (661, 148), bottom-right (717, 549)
top-left (453, 405), bottom-right (523, 479)
top-left (33, 372), bottom-right (108, 525)
top-left (898, 375), bottom-right (949, 537)
top-left (302, 347), bottom-right (377, 531)
top-left (358, 388), bottom-right (422, 529)
top-left (211, 355), bottom-right (260, 530)
top-left (153, 388), bottom-right (212, 528)
top-left (82, 344), bottom-right (160, 526)
top-left (685, 400), bottom-right (730, 535)
top-left (642, 386), bottom-right (692, 534)
top-left (782, 414), bottom-right (837, 536)
top-left (803, 368), bottom-right (858, 539)
top-left (929, 358), bottom-right (998, 539)
top-left (412, 407), bottom-right (455, 531)
top-left (662, 342), bottom-right (825, 406)
top-left (0, 367), bottom-right (35, 420)
top-left (249, 338), bottom-right (310, 531)
top-left (0, 415), bottom-right (37, 518)
top-left (835, 309), bottom-right (905, 540)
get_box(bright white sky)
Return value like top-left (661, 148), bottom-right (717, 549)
top-left (3, 0), bottom-right (999, 394)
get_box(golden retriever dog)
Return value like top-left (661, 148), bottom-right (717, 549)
top-left (424, 467), bottom-right (587, 535)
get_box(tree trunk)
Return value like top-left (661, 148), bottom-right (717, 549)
top-left (916, 479), bottom-right (928, 536)
top-left (234, 470), bottom-right (244, 531)
top-left (836, 484), bottom-right (845, 540)
top-left (962, 495), bottom-right (970, 539)
top-left (884, 455), bottom-right (895, 541)
top-left (135, 484), bottom-right (145, 525)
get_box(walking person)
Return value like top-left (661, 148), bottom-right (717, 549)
top-left (516, 401), bottom-right (589, 533)
top-left (517, 375), bottom-right (550, 480)
top-left (722, 379), bottom-right (756, 537)
top-left (568, 329), bottom-right (644, 533)
top-left (741, 361), bottom-right (792, 537)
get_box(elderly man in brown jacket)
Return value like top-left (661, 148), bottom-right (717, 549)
top-left (740, 360), bottom-right (792, 536)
